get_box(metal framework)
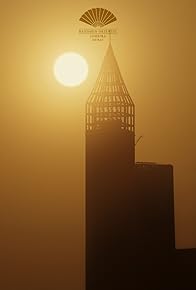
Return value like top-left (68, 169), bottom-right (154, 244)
top-left (86, 43), bottom-right (135, 133)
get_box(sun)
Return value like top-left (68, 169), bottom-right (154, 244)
top-left (54, 52), bottom-right (88, 87)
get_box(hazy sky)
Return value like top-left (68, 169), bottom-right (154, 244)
top-left (0, 1), bottom-right (196, 289)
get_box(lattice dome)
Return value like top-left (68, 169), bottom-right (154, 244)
top-left (86, 44), bottom-right (135, 133)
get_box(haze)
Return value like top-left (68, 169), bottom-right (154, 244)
top-left (0, 1), bottom-right (195, 289)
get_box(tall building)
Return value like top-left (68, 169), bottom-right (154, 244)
top-left (85, 43), bottom-right (196, 290)
top-left (86, 43), bottom-right (136, 289)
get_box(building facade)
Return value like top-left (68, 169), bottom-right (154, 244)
top-left (85, 43), bottom-right (196, 290)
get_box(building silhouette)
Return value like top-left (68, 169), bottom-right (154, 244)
top-left (85, 43), bottom-right (196, 290)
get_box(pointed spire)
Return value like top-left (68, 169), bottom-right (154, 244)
top-left (86, 44), bottom-right (135, 133)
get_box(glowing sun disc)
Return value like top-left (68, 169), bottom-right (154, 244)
top-left (54, 52), bottom-right (88, 87)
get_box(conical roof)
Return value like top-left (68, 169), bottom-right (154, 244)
top-left (86, 44), bottom-right (135, 132)
top-left (88, 43), bottom-right (134, 105)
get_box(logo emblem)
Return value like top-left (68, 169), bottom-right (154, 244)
top-left (79, 8), bottom-right (117, 28)
top-left (79, 8), bottom-right (117, 42)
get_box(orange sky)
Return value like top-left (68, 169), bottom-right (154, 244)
top-left (0, 0), bottom-right (196, 289)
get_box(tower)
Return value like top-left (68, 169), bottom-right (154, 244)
top-left (85, 43), bottom-right (136, 290)
top-left (86, 43), bottom-right (135, 167)
top-left (85, 43), bottom-right (176, 290)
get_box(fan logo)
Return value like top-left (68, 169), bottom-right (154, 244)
top-left (78, 8), bottom-right (117, 41)
top-left (80, 8), bottom-right (117, 28)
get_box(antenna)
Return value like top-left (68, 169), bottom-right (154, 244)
top-left (135, 135), bottom-right (143, 146)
